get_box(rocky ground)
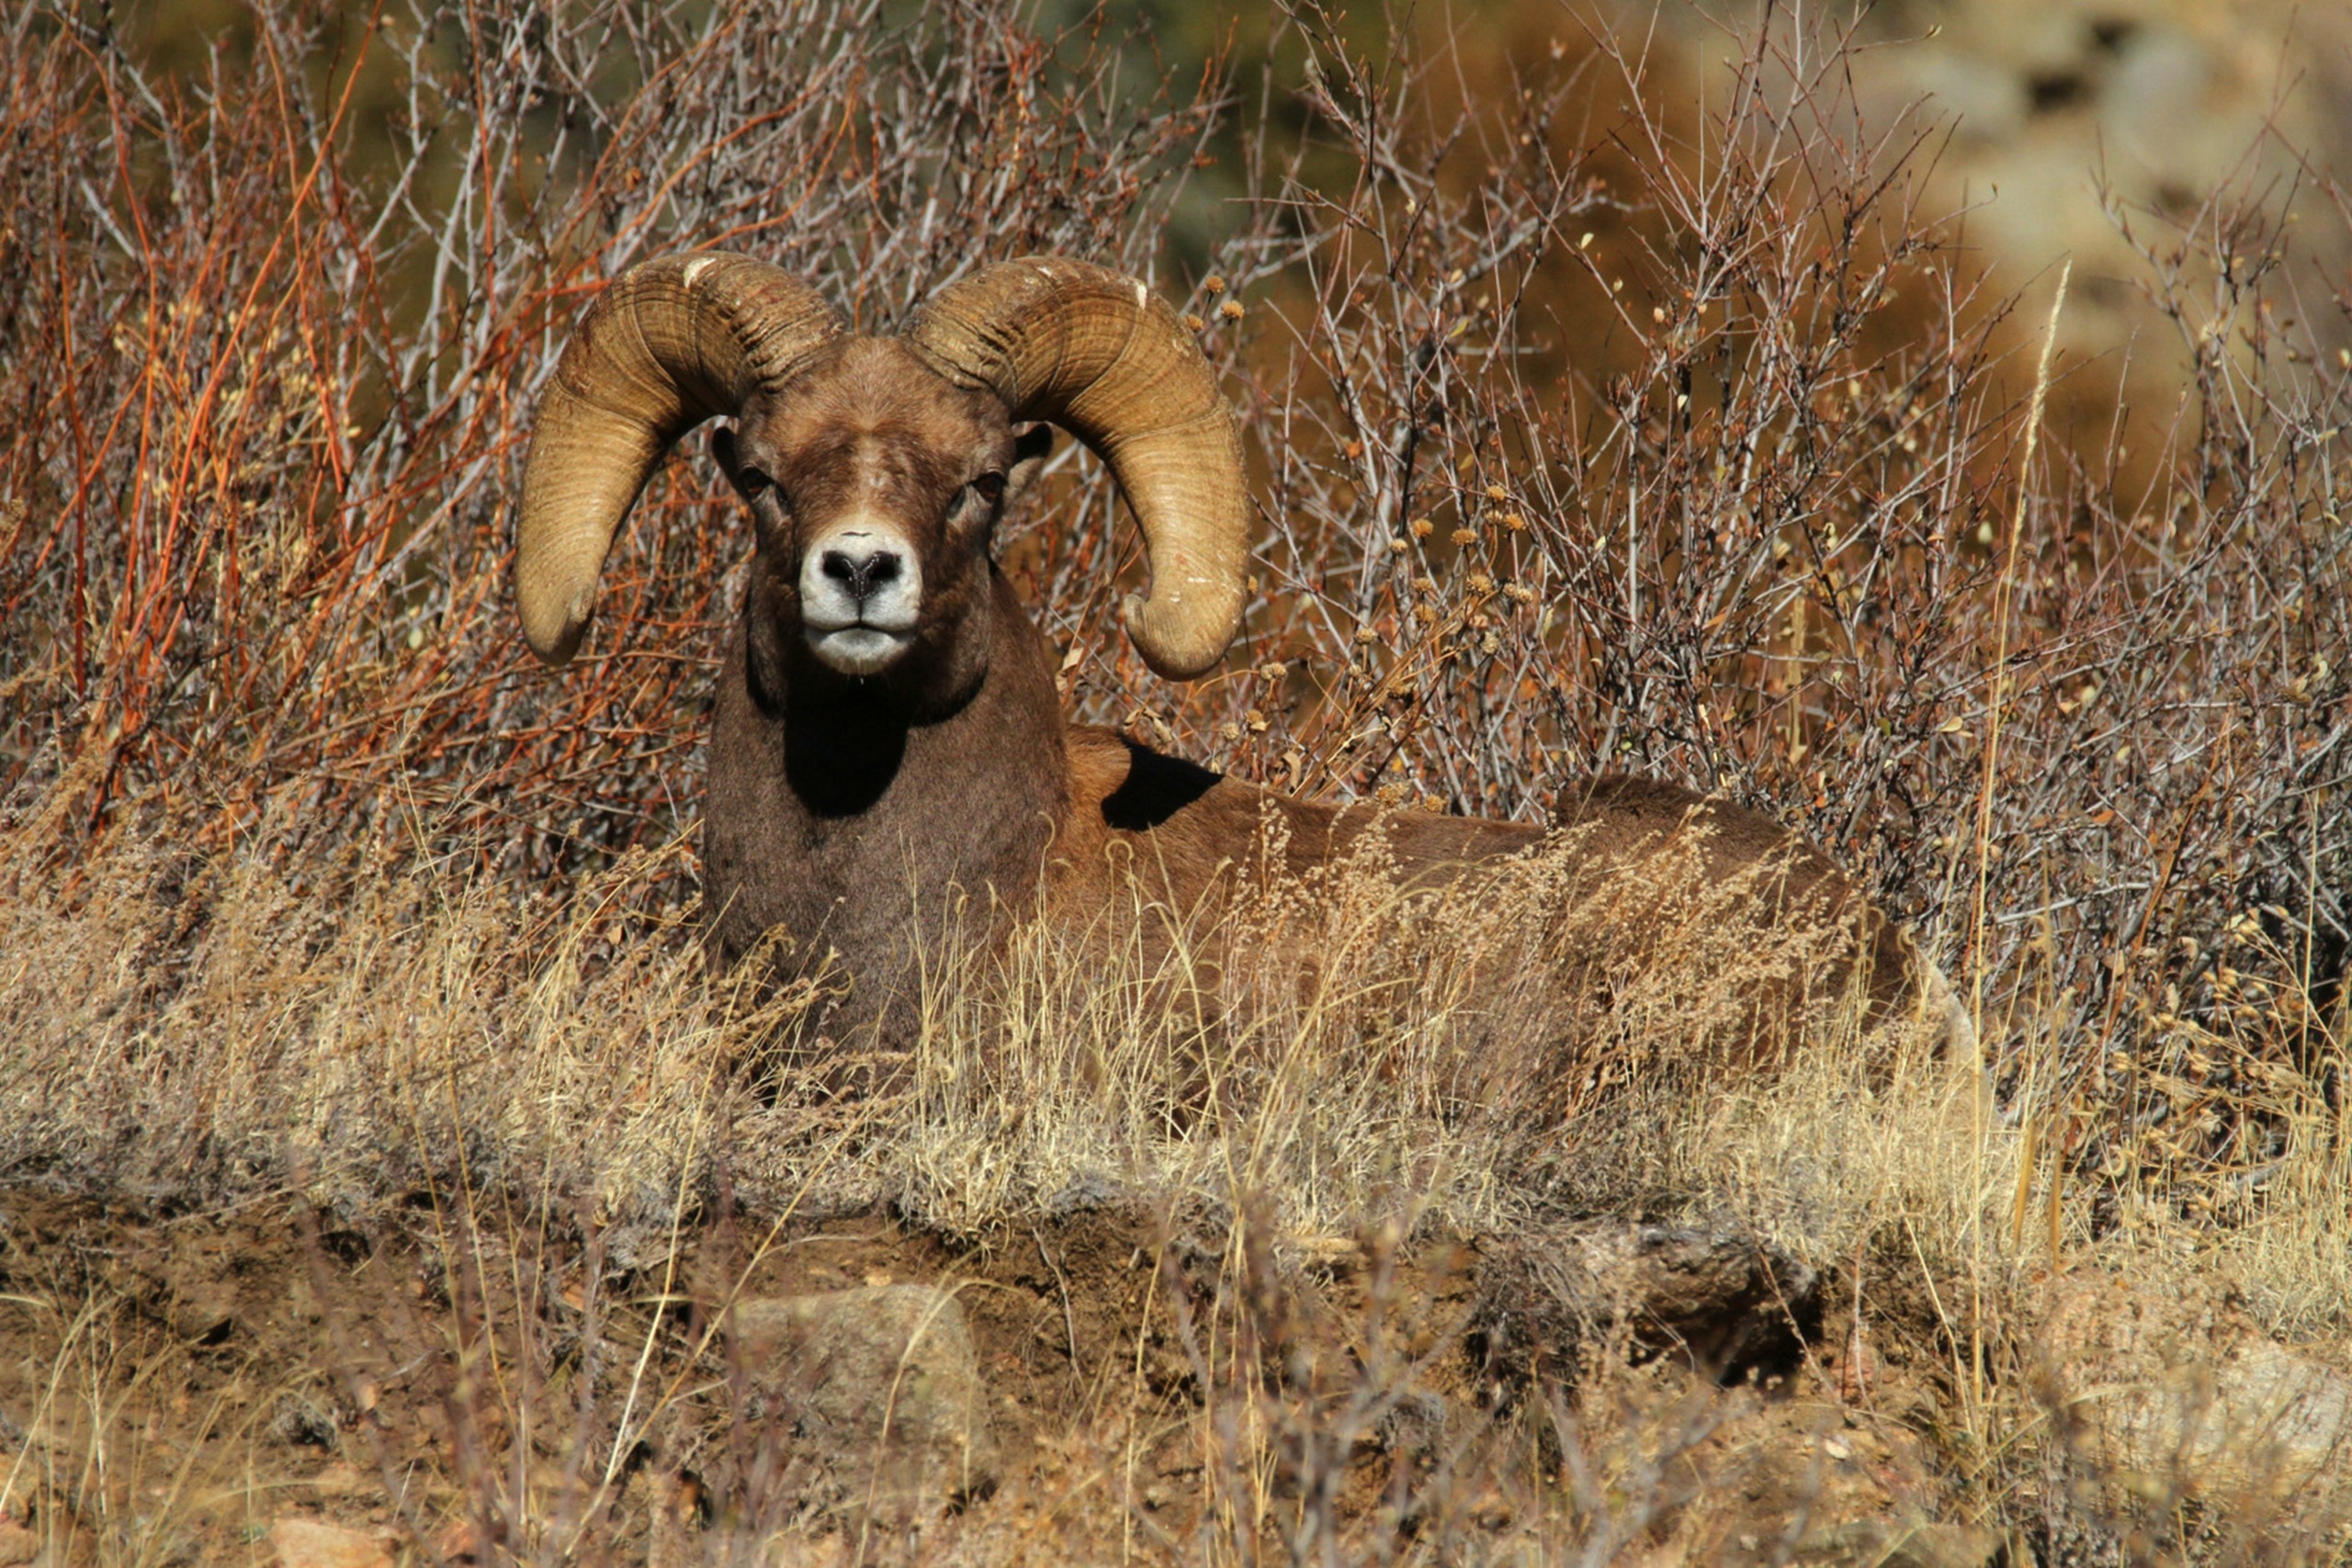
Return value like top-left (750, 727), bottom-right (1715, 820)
top-left (2, 1187), bottom-right (2344, 1565)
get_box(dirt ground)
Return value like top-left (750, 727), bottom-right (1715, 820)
top-left (0, 1185), bottom-right (2009, 1565)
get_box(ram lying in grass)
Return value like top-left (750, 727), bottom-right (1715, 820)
top-left (515, 252), bottom-right (1973, 1071)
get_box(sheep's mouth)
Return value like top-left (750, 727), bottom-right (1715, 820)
top-left (805, 622), bottom-right (915, 676)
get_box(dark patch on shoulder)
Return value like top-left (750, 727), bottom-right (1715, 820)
top-left (1099, 738), bottom-right (1221, 832)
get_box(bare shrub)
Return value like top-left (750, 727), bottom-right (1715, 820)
top-left (0, 0), bottom-right (1222, 885)
top-left (1197, 0), bottom-right (2352, 1275)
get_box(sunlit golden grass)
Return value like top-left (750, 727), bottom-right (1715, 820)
top-left (0, 799), bottom-right (1954, 1242)
top-left (8, 774), bottom-right (2340, 1345)
top-left (906, 852), bottom-right (1841, 1237)
top-left (7, 794), bottom-right (2352, 1559)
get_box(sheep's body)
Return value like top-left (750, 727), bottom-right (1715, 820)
top-left (519, 251), bottom-right (1973, 1066)
top-left (705, 537), bottom-right (1542, 1036)
top-left (707, 568), bottom-right (1941, 1052)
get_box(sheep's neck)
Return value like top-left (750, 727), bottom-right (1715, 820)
top-left (704, 570), bottom-right (1069, 1038)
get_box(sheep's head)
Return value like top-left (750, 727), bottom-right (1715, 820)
top-left (706, 336), bottom-right (1055, 695)
top-left (514, 254), bottom-right (1249, 699)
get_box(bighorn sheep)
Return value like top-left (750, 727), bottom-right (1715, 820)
top-left (516, 252), bottom-right (1973, 1061)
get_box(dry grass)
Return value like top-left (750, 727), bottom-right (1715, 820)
top-left (2, 787), bottom-right (2339, 1560)
top-left (0, 810), bottom-right (1932, 1559)
top-left (0, 793), bottom-right (1951, 1249)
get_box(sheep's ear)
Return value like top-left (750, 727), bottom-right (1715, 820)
top-left (712, 425), bottom-right (758, 500)
top-left (1002, 423), bottom-right (1054, 513)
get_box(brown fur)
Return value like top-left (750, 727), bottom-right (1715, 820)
top-left (686, 336), bottom-right (1958, 1060)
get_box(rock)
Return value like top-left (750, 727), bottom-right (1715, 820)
top-left (1652, 0), bottom-right (2352, 419)
top-left (2038, 1269), bottom-right (2352, 1521)
top-left (271, 1391), bottom-right (340, 1448)
top-left (435, 1518), bottom-right (484, 1561)
top-left (268, 1517), bottom-right (395, 1568)
top-left (304, 1461), bottom-right (371, 1498)
top-left (165, 1284), bottom-right (239, 1343)
top-left (1472, 1222), bottom-right (1822, 1392)
top-left (729, 1283), bottom-right (998, 1521)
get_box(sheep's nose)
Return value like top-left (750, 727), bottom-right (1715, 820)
top-left (819, 547), bottom-right (903, 605)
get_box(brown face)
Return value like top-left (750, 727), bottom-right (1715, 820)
top-left (712, 338), bottom-right (1050, 685)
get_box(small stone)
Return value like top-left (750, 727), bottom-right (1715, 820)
top-left (272, 1392), bottom-right (340, 1448)
top-left (730, 1283), bottom-right (998, 1522)
top-left (305, 1461), bottom-right (370, 1498)
top-left (2041, 1269), bottom-right (2352, 1515)
top-left (167, 1284), bottom-right (238, 1343)
top-left (435, 1518), bottom-right (483, 1561)
top-left (1471, 1221), bottom-right (1822, 1393)
top-left (268, 1517), bottom-right (394, 1568)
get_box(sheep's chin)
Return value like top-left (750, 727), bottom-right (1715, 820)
top-left (807, 626), bottom-right (912, 677)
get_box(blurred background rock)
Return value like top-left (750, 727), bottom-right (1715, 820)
top-left (1108, 0), bottom-right (2352, 469)
top-left (1781, 0), bottom-right (2352, 459)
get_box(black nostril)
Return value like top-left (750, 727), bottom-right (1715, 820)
top-left (820, 547), bottom-right (902, 604)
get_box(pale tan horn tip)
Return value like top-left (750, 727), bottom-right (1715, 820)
top-left (1121, 591), bottom-right (1236, 681)
top-left (518, 582), bottom-right (594, 668)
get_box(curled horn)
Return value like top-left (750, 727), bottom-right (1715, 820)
top-left (516, 253), bottom-right (843, 666)
top-left (907, 258), bottom-right (1249, 681)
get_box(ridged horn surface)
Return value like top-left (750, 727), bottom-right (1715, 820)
top-left (516, 253), bottom-right (842, 665)
top-left (907, 257), bottom-right (1248, 680)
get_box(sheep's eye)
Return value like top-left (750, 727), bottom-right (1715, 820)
top-left (970, 471), bottom-right (1005, 506)
top-left (738, 465), bottom-right (774, 495)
